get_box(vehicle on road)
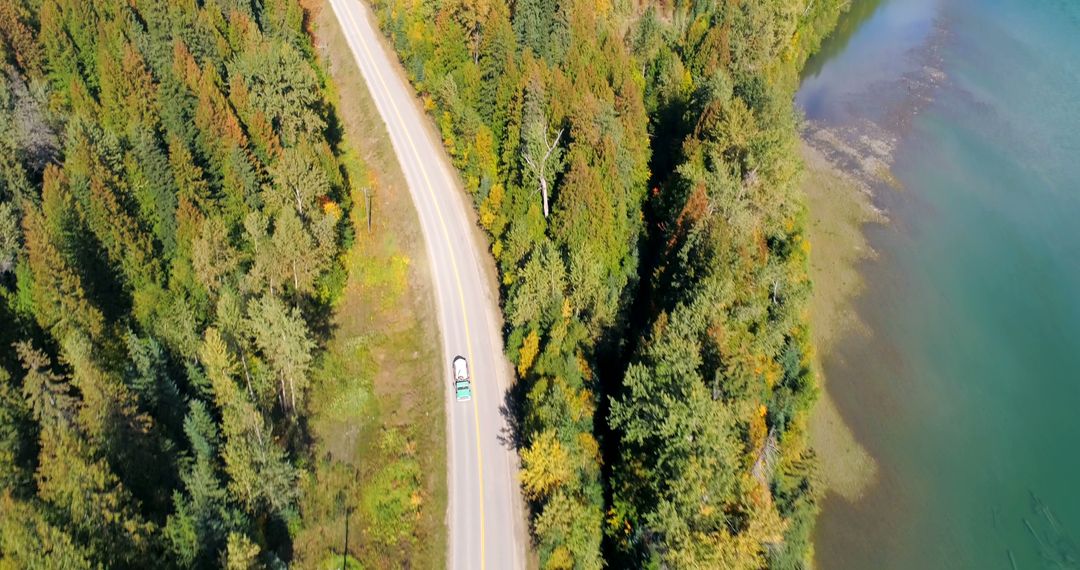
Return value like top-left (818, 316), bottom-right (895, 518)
top-left (453, 356), bottom-right (471, 401)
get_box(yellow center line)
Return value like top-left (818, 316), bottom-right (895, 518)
top-left (338, 1), bottom-right (487, 567)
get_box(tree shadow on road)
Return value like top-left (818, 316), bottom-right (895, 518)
top-left (496, 373), bottom-right (528, 452)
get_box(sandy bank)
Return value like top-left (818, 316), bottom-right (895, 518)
top-left (802, 140), bottom-right (883, 502)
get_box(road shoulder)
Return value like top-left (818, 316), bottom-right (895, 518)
top-left (290, 2), bottom-right (448, 566)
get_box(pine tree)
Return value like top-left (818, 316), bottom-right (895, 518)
top-left (14, 341), bottom-right (77, 430)
top-left (165, 399), bottom-right (248, 567)
top-left (0, 2), bottom-right (44, 78)
top-left (269, 206), bottom-right (319, 297)
top-left (0, 492), bottom-right (93, 570)
top-left (193, 216), bottom-right (240, 296)
top-left (0, 201), bottom-right (20, 275)
top-left (0, 366), bottom-right (34, 495)
top-left (35, 425), bottom-right (157, 567)
top-left (245, 294), bottom-right (314, 413)
top-left (200, 327), bottom-right (296, 516)
top-left (22, 172), bottom-right (105, 340)
top-left (229, 39), bottom-right (324, 147)
top-left (266, 141), bottom-right (329, 217)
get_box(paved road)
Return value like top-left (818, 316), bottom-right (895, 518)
top-left (326, 1), bottom-right (527, 568)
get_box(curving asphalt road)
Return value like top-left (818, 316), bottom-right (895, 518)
top-left (325, 1), bottom-right (527, 568)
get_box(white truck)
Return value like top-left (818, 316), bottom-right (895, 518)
top-left (453, 356), bottom-right (471, 401)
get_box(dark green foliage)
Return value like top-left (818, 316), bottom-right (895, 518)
top-left (124, 333), bottom-right (183, 431)
top-left (0, 0), bottom-right (353, 566)
top-left (512, 0), bottom-right (568, 64)
top-left (0, 365), bottom-right (36, 495)
top-left (606, 1), bottom-right (851, 567)
top-left (165, 400), bottom-right (249, 568)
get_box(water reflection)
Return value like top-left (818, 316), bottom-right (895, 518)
top-left (797, 0), bottom-right (939, 125)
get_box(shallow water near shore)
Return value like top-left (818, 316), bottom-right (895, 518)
top-left (800, 0), bottom-right (1080, 568)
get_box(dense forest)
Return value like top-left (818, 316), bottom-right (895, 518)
top-left (368, 0), bottom-right (850, 568)
top-left (0, 0), bottom-right (373, 566)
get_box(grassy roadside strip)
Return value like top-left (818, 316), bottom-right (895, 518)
top-left (291, 1), bottom-right (446, 567)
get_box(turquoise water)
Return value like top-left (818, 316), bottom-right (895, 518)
top-left (799, 0), bottom-right (1080, 568)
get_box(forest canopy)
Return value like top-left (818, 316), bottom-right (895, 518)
top-left (0, 0), bottom-right (358, 566)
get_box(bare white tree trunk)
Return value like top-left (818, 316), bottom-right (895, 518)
top-left (289, 376), bottom-right (297, 412)
top-left (278, 329), bottom-right (297, 413)
top-left (252, 414), bottom-right (265, 446)
top-left (523, 128), bottom-right (563, 218)
top-left (279, 376), bottom-right (287, 411)
top-left (240, 350), bottom-right (254, 399)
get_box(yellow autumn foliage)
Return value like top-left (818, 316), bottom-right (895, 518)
top-left (518, 329), bottom-right (539, 377)
top-left (479, 183), bottom-right (504, 231)
top-left (321, 198), bottom-right (342, 220)
top-left (520, 431), bottom-right (572, 499)
top-left (545, 546), bottom-right (573, 570)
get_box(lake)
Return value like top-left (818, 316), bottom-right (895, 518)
top-left (798, 0), bottom-right (1080, 568)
